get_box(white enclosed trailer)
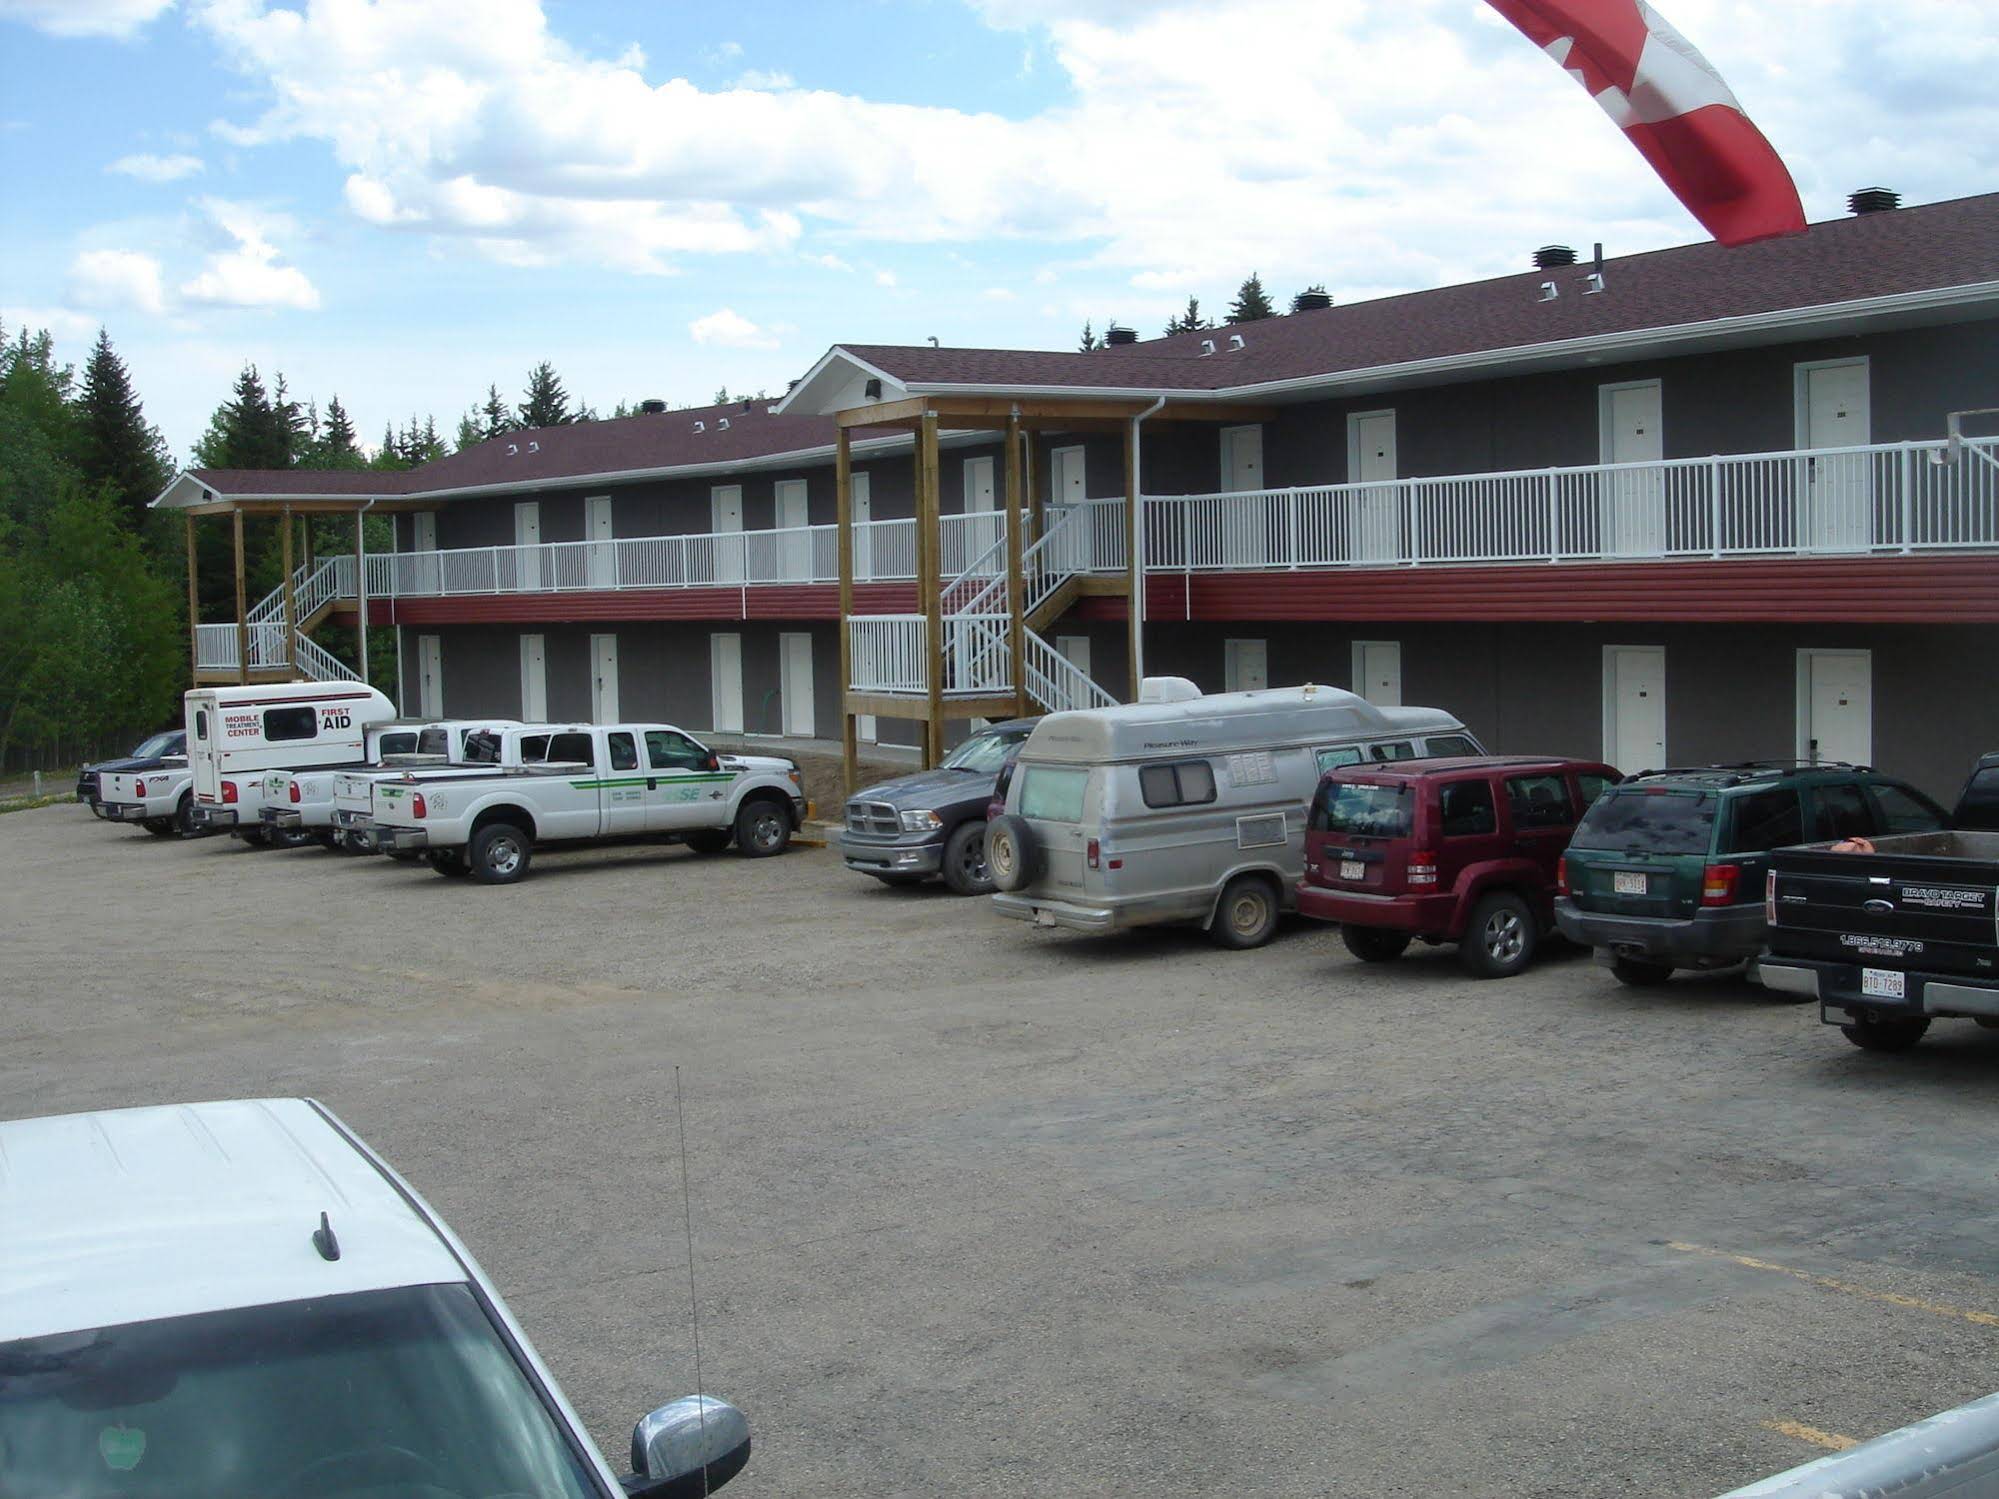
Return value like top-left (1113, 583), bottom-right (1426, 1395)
top-left (184, 682), bottom-right (398, 846)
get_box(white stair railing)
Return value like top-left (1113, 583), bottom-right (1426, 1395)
top-left (1024, 628), bottom-right (1117, 713)
top-left (292, 632), bottom-right (355, 681)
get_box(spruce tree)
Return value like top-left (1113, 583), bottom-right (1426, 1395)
top-left (1164, 296), bottom-right (1209, 336)
top-left (315, 395), bottom-right (362, 468)
top-left (455, 410), bottom-right (483, 452)
top-left (517, 362), bottom-right (572, 428)
top-left (191, 365), bottom-right (288, 469)
top-left (480, 383), bottom-right (513, 440)
top-left (1226, 272), bottom-right (1276, 324)
top-left (74, 329), bottom-right (170, 524)
top-left (1078, 321), bottom-right (1099, 352)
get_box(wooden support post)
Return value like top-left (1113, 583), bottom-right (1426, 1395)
top-left (233, 508), bottom-right (249, 685)
top-left (282, 504), bottom-right (297, 678)
top-left (1125, 419), bottom-right (1142, 701)
top-left (184, 513), bottom-right (199, 679)
top-left (919, 410), bottom-right (945, 767)
top-left (1004, 412), bottom-right (1027, 718)
top-left (356, 506), bottom-right (370, 686)
top-left (836, 427), bottom-right (858, 799)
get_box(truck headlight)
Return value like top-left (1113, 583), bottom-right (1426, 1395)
top-left (899, 809), bottom-right (942, 833)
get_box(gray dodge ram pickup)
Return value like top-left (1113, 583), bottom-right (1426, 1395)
top-left (840, 719), bottom-right (1036, 894)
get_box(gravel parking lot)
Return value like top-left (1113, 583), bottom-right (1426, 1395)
top-left (8, 804), bottom-right (1999, 1495)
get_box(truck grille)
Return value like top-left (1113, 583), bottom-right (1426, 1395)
top-left (847, 801), bottom-right (899, 836)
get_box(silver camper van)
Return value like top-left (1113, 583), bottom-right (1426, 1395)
top-left (986, 680), bottom-right (1481, 949)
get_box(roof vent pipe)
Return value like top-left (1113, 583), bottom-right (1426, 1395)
top-left (741, 398), bottom-right (754, 411)
top-left (1227, 333), bottom-right (1245, 351)
top-left (506, 443), bottom-right (519, 455)
top-left (1534, 244), bottom-right (1578, 269)
top-left (1199, 339), bottom-right (1216, 356)
top-left (639, 398), bottom-right (667, 414)
top-left (1849, 186), bottom-right (1900, 214)
top-left (717, 418), bottom-right (730, 431)
top-left (928, 335), bottom-right (940, 347)
top-left (1104, 325), bottom-right (1138, 346)
top-left (527, 440), bottom-right (539, 452)
top-left (692, 421), bottom-right (705, 433)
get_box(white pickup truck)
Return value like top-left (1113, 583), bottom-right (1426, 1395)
top-left (262, 719), bottom-right (522, 852)
top-left (333, 723), bottom-right (568, 854)
top-left (371, 723), bottom-right (809, 882)
top-left (97, 761), bottom-right (195, 837)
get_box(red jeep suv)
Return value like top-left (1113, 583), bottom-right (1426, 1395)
top-left (1298, 756), bottom-right (1618, 978)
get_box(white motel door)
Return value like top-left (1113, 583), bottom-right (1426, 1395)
top-left (710, 633), bottom-right (744, 733)
top-left (1801, 650), bottom-right (1872, 766)
top-left (776, 478), bottom-right (811, 580)
top-left (1353, 640), bottom-right (1402, 706)
top-left (1801, 361), bottom-right (1872, 551)
top-left (1348, 410), bottom-right (1400, 563)
top-left (1049, 446), bottom-right (1089, 572)
top-left (1601, 382), bottom-right (1665, 557)
top-left (712, 485), bottom-right (744, 583)
top-left (417, 634), bottom-right (443, 719)
top-left (412, 511), bottom-right (439, 594)
top-left (1057, 634), bottom-right (1092, 681)
top-left (780, 632), bottom-right (815, 738)
top-left (1604, 646), bottom-right (1666, 773)
top-left (851, 471), bottom-right (874, 583)
top-left (1219, 425), bottom-right (1267, 566)
top-left (586, 496), bottom-right (615, 589)
top-left (513, 501), bottom-right (541, 590)
top-left (963, 455), bottom-right (999, 569)
top-left (519, 633), bottom-right (547, 721)
top-left (590, 632), bottom-right (619, 722)
top-left (1224, 638), bottom-right (1269, 694)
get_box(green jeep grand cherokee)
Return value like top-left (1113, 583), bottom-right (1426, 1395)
top-left (1554, 762), bottom-right (1948, 987)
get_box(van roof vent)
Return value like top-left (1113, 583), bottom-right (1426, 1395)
top-left (1138, 675), bottom-right (1203, 703)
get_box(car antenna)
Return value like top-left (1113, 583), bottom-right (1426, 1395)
top-left (675, 1065), bottom-right (711, 1493)
top-left (311, 1210), bottom-right (341, 1262)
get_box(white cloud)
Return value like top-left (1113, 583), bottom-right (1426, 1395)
top-left (180, 0), bottom-right (1999, 298)
top-left (980, 286), bottom-right (1016, 300)
top-left (0, 0), bottom-right (172, 39)
top-left (689, 307), bottom-right (779, 350)
top-left (178, 197), bottom-right (320, 310)
top-left (734, 68), bottom-right (794, 91)
top-left (3, 303), bottom-right (103, 342)
top-left (67, 248), bottom-right (169, 314)
top-left (874, 270), bottom-right (898, 288)
top-left (807, 252), bottom-right (854, 273)
top-left (108, 151), bottom-right (205, 182)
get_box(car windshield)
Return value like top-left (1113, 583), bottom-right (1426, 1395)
top-left (942, 731), bottom-right (1023, 774)
top-left (1309, 780), bottom-right (1413, 838)
top-left (132, 734), bottom-right (178, 759)
top-left (0, 1283), bottom-right (603, 1499)
top-left (1569, 788), bottom-right (1717, 854)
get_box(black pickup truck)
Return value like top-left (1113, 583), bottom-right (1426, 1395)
top-left (1757, 753), bottom-right (1999, 1051)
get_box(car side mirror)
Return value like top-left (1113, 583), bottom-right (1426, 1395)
top-left (624, 1395), bottom-right (750, 1497)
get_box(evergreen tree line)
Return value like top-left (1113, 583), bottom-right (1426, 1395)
top-left (1079, 272), bottom-right (1333, 350)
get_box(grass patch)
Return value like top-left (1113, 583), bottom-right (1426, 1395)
top-left (0, 794), bottom-right (68, 815)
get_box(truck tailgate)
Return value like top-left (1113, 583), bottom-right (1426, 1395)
top-left (1770, 836), bottom-right (1999, 978)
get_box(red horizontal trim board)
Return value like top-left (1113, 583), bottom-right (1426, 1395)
top-left (356, 556), bottom-right (1999, 629)
top-left (1070, 556), bottom-right (1999, 625)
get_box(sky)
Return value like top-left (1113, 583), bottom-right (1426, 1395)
top-left (2, 0), bottom-right (1994, 461)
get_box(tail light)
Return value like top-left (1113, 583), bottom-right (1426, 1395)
top-left (1556, 856), bottom-right (1568, 896)
top-left (1701, 862), bottom-right (1740, 907)
top-left (1765, 868), bottom-right (1777, 925)
top-left (134, 779), bottom-right (148, 798)
top-left (1086, 837), bottom-right (1100, 870)
top-left (412, 793), bottom-right (428, 820)
top-left (221, 780), bottom-right (238, 804)
top-left (288, 781), bottom-right (301, 803)
top-left (1407, 850), bottom-right (1438, 887)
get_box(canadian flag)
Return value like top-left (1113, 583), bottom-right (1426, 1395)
top-left (1486, 0), bottom-right (1806, 246)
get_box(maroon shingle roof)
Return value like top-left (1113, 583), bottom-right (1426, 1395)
top-left (185, 468), bottom-right (420, 497)
top-left (845, 192), bottom-right (1999, 392)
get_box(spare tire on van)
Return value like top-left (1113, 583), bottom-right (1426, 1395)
top-left (986, 814), bottom-right (1040, 891)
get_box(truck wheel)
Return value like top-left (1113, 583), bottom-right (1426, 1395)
top-left (315, 831), bottom-right (343, 852)
top-left (269, 827), bottom-right (314, 850)
top-left (468, 823), bottom-right (532, 884)
top-left (143, 817), bottom-right (177, 837)
top-left (1210, 874), bottom-right (1280, 950)
top-left (684, 828), bottom-right (733, 855)
top-left (986, 814), bottom-right (1038, 892)
top-left (734, 798), bottom-right (791, 858)
top-left (1611, 956), bottom-right (1674, 987)
top-left (1459, 891), bottom-right (1536, 979)
top-left (941, 820), bottom-right (995, 896)
top-left (236, 827), bottom-right (270, 848)
top-left (174, 794), bottom-right (197, 837)
top-left (1341, 926), bottom-right (1410, 963)
top-left (336, 830), bottom-right (369, 855)
top-left (428, 847), bottom-right (473, 878)
top-left (1841, 1014), bottom-right (1930, 1053)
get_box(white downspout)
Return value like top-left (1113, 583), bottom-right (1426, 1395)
top-left (356, 497), bottom-right (377, 686)
top-left (1130, 397), bottom-right (1166, 687)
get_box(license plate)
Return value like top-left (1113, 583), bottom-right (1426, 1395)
top-left (1861, 968), bottom-right (1905, 999)
top-left (1339, 860), bottom-right (1365, 881)
top-left (1614, 871), bottom-right (1648, 895)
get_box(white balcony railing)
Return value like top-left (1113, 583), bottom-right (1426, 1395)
top-left (1141, 436), bottom-right (1999, 572)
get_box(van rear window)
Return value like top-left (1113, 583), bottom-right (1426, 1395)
top-left (1571, 789), bottom-right (1716, 854)
top-left (1310, 781), bottom-right (1412, 838)
top-left (1020, 766), bottom-right (1088, 823)
top-left (263, 706), bottom-right (317, 742)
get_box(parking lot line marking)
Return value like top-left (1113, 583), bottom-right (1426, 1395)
top-left (1668, 1241), bottom-right (1999, 1329)
top-left (1761, 1419), bottom-right (1858, 1451)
